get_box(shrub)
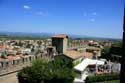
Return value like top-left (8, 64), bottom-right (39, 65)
top-left (85, 73), bottom-right (120, 83)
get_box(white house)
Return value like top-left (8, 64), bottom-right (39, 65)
top-left (74, 58), bottom-right (105, 83)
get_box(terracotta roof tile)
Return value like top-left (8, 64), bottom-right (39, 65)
top-left (86, 46), bottom-right (101, 50)
top-left (52, 34), bottom-right (68, 38)
top-left (64, 50), bottom-right (82, 60)
top-left (81, 52), bottom-right (93, 58)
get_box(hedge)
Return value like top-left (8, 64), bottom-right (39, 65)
top-left (85, 73), bottom-right (120, 83)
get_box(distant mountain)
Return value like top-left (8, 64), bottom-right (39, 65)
top-left (0, 32), bottom-right (89, 38)
top-left (68, 34), bottom-right (89, 38)
top-left (0, 32), bottom-right (122, 41)
top-left (0, 32), bottom-right (54, 38)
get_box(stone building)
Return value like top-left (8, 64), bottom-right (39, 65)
top-left (52, 34), bottom-right (68, 54)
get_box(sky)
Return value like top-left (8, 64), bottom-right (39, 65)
top-left (0, 0), bottom-right (124, 39)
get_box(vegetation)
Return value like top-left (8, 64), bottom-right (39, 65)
top-left (110, 47), bottom-right (122, 56)
top-left (94, 80), bottom-right (120, 83)
top-left (101, 46), bottom-right (122, 62)
top-left (0, 35), bottom-right (48, 40)
top-left (0, 54), bottom-right (6, 59)
top-left (100, 41), bottom-right (122, 61)
top-left (17, 58), bottom-right (75, 83)
top-left (112, 41), bottom-right (122, 47)
top-left (85, 73), bottom-right (120, 83)
top-left (100, 46), bottom-right (111, 60)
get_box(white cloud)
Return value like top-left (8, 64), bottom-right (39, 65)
top-left (36, 11), bottom-right (44, 15)
top-left (92, 12), bottom-right (97, 15)
top-left (36, 11), bottom-right (48, 16)
top-left (90, 18), bottom-right (95, 22)
top-left (23, 5), bottom-right (30, 9)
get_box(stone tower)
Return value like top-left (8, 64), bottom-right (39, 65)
top-left (52, 34), bottom-right (68, 54)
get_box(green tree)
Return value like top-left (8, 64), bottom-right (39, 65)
top-left (112, 41), bottom-right (122, 47)
top-left (100, 46), bottom-right (111, 60)
top-left (17, 58), bottom-right (75, 83)
top-left (1, 54), bottom-right (6, 59)
top-left (100, 45), bottom-right (122, 61)
top-left (45, 57), bottom-right (75, 83)
top-left (18, 59), bottom-right (47, 83)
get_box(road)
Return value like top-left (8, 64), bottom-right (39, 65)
top-left (0, 72), bottom-right (18, 83)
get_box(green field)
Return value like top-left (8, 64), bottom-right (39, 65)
top-left (94, 80), bottom-right (120, 83)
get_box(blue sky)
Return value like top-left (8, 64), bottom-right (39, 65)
top-left (0, 0), bottom-right (124, 38)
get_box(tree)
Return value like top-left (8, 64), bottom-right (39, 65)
top-left (112, 41), bottom-right (122, 47)
top-left (110, 46), bottom-right (122, 56)
top-left (100, 46), bottom-right (111, 60)
top-left (18, 59), bottom-right (47, 83)
top-left (17, 58), bottom-right (75, 83)
top-left (100, 45), bottom-right (122, 62)
top-left (26, 44), bottom-right (32, 48)
top-left (1, 54), bottom-right (6, 59)
top-left (45, 57), bottom-right (75, 83)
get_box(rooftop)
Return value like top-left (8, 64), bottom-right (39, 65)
top-left (74, 58), bottom-right (105, 71)
top-left (81, 52), bottom-right (93, 58)
top-left (63, 50), bottom-right (82, 60)
top-left (52, 34), bottom-right (68, 38)
top-left (86, 46), bottom-right (101, 50)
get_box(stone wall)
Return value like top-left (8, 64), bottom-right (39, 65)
top-left (0, 54), bottom-right (44, 76)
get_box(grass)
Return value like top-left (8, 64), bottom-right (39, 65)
top-left (94, 80), bottom-right (120, 83)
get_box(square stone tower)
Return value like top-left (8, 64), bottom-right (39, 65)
top-left (52, 34), bottom-right (68, 54)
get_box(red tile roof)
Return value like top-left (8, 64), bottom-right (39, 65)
top-left (7, 56), bottom-right (15, 61)
top-left (52, 34), bottom-right (68, 38)
top-left (81, 52), bottom-right (93, 58)
top-left (64, 50), bottom-right (82, 60)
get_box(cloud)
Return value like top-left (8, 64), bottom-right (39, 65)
top-left (90, 18), bottom-right (95, 22)
top-left (36, 11), bottom-right (49, 16)
top-left (92, 12), bottom-right (97, 15)
top-left (36, 11), bottom-right (44, 15)
top-left (23, 5), bottom-right (30, 9)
